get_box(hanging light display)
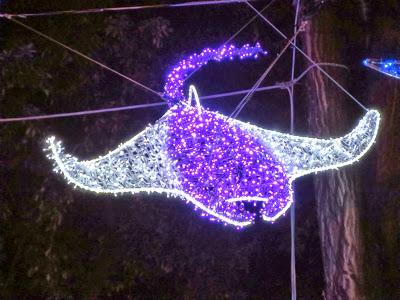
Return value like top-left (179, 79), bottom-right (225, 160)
top-left (363, 58), bottom-right (400, 79)
top-left (45, 44), bottom-right (380, 227)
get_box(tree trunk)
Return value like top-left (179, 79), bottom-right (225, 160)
top-left (362, 2), bottom-right (400, 297)
top-left (302, 9), bottom-right (364, 300)
top-left (364, 78), bottom-right (400, 300)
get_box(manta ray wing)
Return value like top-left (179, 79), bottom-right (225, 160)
top-left (46, 114), bottom-right (181, 194)
top-left (234, 109), bottom-right (380, 179)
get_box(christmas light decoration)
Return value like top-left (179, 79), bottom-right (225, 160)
top-left (45, 44), bottom-right (380, 227)
top-left (45, 86), bottom-right (380, 227)
top-left (363, 58), bottom-right (400, 79)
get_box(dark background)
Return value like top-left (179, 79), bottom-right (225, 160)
top-left (0, 1), bottom-right (398, 299)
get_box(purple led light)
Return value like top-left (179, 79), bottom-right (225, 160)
top-left (163, 43), bottom-right (289, 224)
top-left (164, 43), bottom-right (267, 106)
top-left (166, 106), bottom-right (291, 223)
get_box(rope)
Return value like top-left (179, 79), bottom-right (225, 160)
top-left (0, 102), bottom-right (166, 123)
top-left (0, 63), bottom-right (347, 123)
top-left (0, 0), bottom-right (252, 18)
top-left (0, 1), bottom-right (279, 104)
top-left (290, 1), bottom-right (301, 299)
top-left (230, 24), bottom-right (304, 119)
top-left (5, 17), bottom-right (164, 99)
top-left (223, 0), bottom-right (277, 45)
top-left (245, 1), bottom-right (368, 112)
top-left (203, 63), bottom-right (348, 100)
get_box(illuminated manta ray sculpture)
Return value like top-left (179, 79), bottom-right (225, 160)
top-left (46, 44), bottom-right (380, 227)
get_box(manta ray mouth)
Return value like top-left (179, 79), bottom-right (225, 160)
top-left (226, 195), bottom-right (293, 222)
top-left (226, 197), bottom-right (276, 203)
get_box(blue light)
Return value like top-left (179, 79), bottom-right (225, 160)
top-left (363, 58), bottom-right (400, 79)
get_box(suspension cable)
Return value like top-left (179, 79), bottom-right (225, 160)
top-left (230, 23), bottom-right (304, 119)
top-left (184, 0), bottom-right (277, 83)
top-left (245, 1), bottom-right (368, 111)
top-left (0, 0), bottom-right (253, 18)
top-left (0, 63), bottom-right (347, 123)
top-left (4, 16), bottom-right (164, 99)
top-left (290, 1), bottom-right (301, 299)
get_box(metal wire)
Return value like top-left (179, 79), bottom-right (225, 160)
top-left (0, 102), bottom-right (167, 123)
top-left (0, 63), bottom-right (347, 123)
top-left (0, 0), bottom-right (253, 18)
top-left (245, 1), bottom-right (368, 112)
top-left (6, 17), bottom-right (164, 98)
top-left (184, 0), bottom-right (277, 83)
top-left (290, 1), bottom-right (301, 299)
top-left (230, 24), bottom-right (304, 119)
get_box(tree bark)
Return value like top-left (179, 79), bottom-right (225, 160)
top-left (364, 78), bottom-right (400, 300)
top-left (302, 9), bottom-right (364, 300)
top-left (362, 3), bottom-right (400, 297)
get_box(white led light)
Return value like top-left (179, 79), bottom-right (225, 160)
top-left (233, 108), bottom-right (380, 179)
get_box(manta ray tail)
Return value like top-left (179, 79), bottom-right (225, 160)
top-left (163, 43), bottom-right (267, 106)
